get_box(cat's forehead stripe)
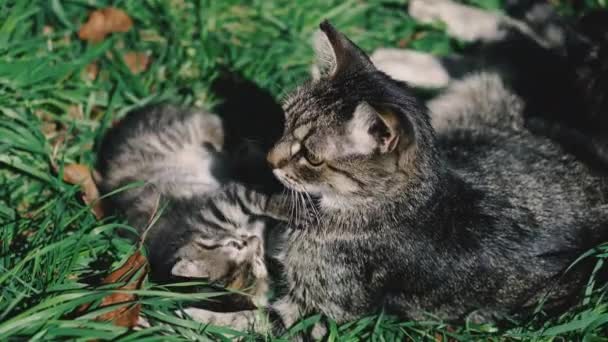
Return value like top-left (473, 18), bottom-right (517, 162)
top-left (291, 111), bottom-right (319, 131)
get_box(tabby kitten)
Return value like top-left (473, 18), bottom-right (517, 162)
top-left (143, 184), bottom-right (281, 308)
top-left (188, 21), bottom-right (608, 338)
top-left (97, 104), bottom-right (284, 307)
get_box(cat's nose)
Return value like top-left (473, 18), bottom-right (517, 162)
top-left (267, 147), bottom-right (288, 169)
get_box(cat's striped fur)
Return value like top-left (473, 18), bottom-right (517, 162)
top-left (184, 18), bottom-right (608, 339)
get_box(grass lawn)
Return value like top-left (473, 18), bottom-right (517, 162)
top-left (1, 0), bottom-right (608, 340)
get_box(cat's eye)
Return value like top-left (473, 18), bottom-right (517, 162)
top-left (302, 147), bottom-right (324, 167)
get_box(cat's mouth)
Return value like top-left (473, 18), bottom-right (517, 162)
top-left (272, 169), bottom-right (302, 190)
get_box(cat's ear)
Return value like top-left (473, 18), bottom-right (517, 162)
top-left (348, 102), bottom-right (407, 154)
top-left (171, 259), bottom-right (210, 278)
top-left (313, 20), bottom-right (375, 78)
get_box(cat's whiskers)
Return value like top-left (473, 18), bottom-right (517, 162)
top-left (298, 191), bottom-right (306, 225)
top-left (302, 190), bottom-right (322, 225)
top-left (288, 187), bottom-right (297, 226)
top-left (295, 189), bottom-right (303, 227)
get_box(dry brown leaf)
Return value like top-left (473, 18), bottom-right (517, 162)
top-left (35, 110), bottom-right (59, 139)
top-left (79, 7), bottom-right (133, 43)
top-left (122, 52), bottom-right (150, 74)
top-left (85, 62), bottom-right (100, 81)
top-left (79, 10), bottom-right (107, 43)
top-left (96, 251), bottom-right (148, 326)
top-left (398, 32), bottom-right (425, 48)
top-left (67, 104), bottom-right (84, 120)
top-left (434, 326), bottom-right (456, 342)
top-left (40, 122), bottom-right (58, 137)
top-left (78, 250), bottom-right (148, 327)
top-left (103, 8), bottom-right (133, 32)
top-left (63, 164), bottom-right (104, 219)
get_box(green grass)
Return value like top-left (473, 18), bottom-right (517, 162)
top-left (1, 0), bottom-right (607, 340)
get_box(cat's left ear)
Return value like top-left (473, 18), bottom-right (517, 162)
top-left (313, 20), bottom-right (375, 79)
top-left (348, 102), bottom-right (411, 154)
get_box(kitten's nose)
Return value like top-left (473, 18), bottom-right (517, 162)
top-left (246, 236), bottom-right (262, 252)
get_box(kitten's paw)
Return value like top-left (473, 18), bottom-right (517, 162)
top-left (264, 193), bottom-right (292, 222)
top-left (311, 321), bottom-right (328, 340)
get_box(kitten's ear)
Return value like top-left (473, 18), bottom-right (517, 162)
top-left (313, 20), bottom-right (375, 78)
top-left (171, 259), bottom-right (210, 278)
top-left (349, 102), bottom-right (407, 154)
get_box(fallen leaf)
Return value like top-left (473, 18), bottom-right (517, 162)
top-left (62, 164), bottom-right (104, 219)
top-left (122, 52), bottom-right (150, 74)
top-left (79, 7), bottom-right (133, 43)
top-left (96, 251), bottom-right (148, 326)
top-left (67, 104), bottom-right (84, 120)
top-left (79, 10), bottom-right (107, 43)
top-left (78, 250), bottom-right (148, 327)
top-left (102, 251), bottom-right (147, 286)
top-left (35, 109), bottom-right (59, 139)
top-left (398, 31), bottom-right (426, 48)
top-left (397, 38), bottom-right (410, 48)
top-left (85, 62), bottom-right (99, 81)
top-left (20, 229), bottom-right (36, 238)
top-left (40, 121), bottom-right (58, 137)
top-left (434, 326), bottom-right (456, 342)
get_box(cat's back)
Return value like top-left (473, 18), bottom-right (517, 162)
top-left (431, 72), bottom-right (607, 228)
top-left (438, 106), bottom-right (608, 234)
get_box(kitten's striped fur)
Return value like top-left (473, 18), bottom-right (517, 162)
top-left (97, 104), bottom-right (285, 307)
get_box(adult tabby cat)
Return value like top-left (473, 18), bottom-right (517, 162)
top-left (186, 20), bottom-right (608, 337)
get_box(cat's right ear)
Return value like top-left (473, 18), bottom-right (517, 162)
top-left (349, 102), bottom-right (406, 155)
top-left (312, 20), bottom-right (375, 79)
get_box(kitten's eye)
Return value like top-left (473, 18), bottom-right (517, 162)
top-left (225, 240), bottom-right (243, 250)
top-left (303, 147), bottom-right (324, 167)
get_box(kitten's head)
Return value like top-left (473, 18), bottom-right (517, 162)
top-left (171, 234), bottom-right (265, 282)
top-left (170, 231), bottom-right (268, 305)
top-left (267, 21), bottom-right (436, 209)
top-left (168, 197), bottom-right (268, 292)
